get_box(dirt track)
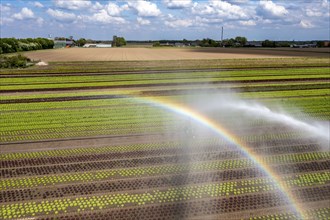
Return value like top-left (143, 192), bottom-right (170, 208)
top-left (24, 47), bottom-right (330, 62)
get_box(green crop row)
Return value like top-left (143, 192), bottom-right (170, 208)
top-left (1, 94), bottom-right (328, 114)
top-left (0, 123), bottom-right (307, 143)
top-left (0, 138), bottom-right (226, 161)
top-left (1, 73), bottom-right (329, 91)
top-left (1, 152), bottom-right (329, 190)
top-left (238, 88), bottom-right (329, 99)
top-left (0, 98), bottom-right (141, 112)
top-left (0, 112), bottom-right (177, 132)
top-left (0, 105), bottom-right (171, 124)
top-left (1, 81), bottom-right (328, 101)
top-left (0, 125), bottom-right (174, 143)
top-left (2, 171), bottom-right (330, 219)
top-left (2, 68), bottom-right (328, 86)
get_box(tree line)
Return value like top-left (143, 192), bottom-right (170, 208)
top-left (153, 36), bottom-right (248, 47)
top-left (152, 37), bottom-right (329, 48)
top-left (0, 38), bottom-right (54, 54)
top-left (75, 37), bottom-right (126, 47)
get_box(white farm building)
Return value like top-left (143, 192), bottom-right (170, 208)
top-left (83, 44), bottom-right (112, 48)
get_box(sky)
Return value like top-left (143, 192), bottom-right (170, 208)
top-left (0, 0), bottom-right (329, 41)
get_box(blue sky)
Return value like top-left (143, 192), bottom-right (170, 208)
top-left (1, 0), bottom-right (329, 41)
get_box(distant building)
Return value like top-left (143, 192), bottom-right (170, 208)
top-left (324, 41), bottom-right (330, 47)
top-left (290, 43), bottom-right (317, 48)
top-left (54, 39), bottom-right (74, 48)
top-left (246, 41), bottom-right (262, 47)
top-left (175, 43), bottom-right (186, 47)
top-left (160, 42), bottom-right (174, 47)
top-left (83, 44), bottom-right (112, 48)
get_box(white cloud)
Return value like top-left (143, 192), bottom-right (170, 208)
top-left (321, 0), bottom-right (329, 8)
top-left (128, 1), bottom-right (161, 17)
top-left (0, 17), bottom-right (13, 25)
top-left (163, 0), bottom-right (192, 9)
top-left (165, 19), bottom-right (193, 28)
top-left (106, 3), bottom-right (127, 17)
top-left (240, 20), bottom-right (256, 26)
top-left (88, 9), bottom-right (126, 24)
top-left (261, 19), bottom-right (272, 24)
top-left (33, 1), bottom-right (44, 8)
top-left (36, 17), bottom-right (44, 26)
top-left (259, 1), bottom-right (288, 18)
top-left (47, 8), bottom-right (76, 22)
top-left (305, 1), bottom-right (329, 18)
top-left (192, 1), bottom-right (249, 19)
top-left (12, 7), bottom-right (35, 20)
top-left (137, 17), bottom-right (151, 25)
top-left (299, 20), bottom-right (314, 28)
top-left (229, 0), bottom-right (249, 3)
top-left (0, 3), bottom-right (11, 13)
top-left (54, 0), bottom-right (92, 10)
top-left (306, 9), bottom-right (323, 17)
top-left (92, 2), bottom-right (103, 11)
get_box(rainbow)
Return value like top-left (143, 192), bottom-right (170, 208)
top-left (133, 95), bottom-right (304, 219)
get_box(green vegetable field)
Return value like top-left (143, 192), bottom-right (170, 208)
top-left (0, 57), bottom-right (329, 219)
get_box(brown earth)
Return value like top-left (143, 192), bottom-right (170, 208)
top-left (24, 47), bottom-right (330, 62)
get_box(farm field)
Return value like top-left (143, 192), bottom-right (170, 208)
top-left (23, 47), bottom-right (330, 62)
top-left (0, 56), bottom-right (329, 219)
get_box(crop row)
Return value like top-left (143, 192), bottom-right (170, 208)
top-left (0, 121), bottom-right (309, 143)
top-left (2, 151), bottom-right (329, 178)
top-left (2, 101), bottom-right (327, 130)
top-left (2, 69), bottom-right (329, 91)
top-left (1, 158), bottom-right (329, 190)
top-left (1, 182), bottom-right (329, 219)
top-left (246, 207), bottom-right (330, 220)
top-left (0, 147), bottom-right (244, 169)
top-left (0, 134), bottom-right (319, 161)
top-left (3, 68), bottom-right (328, 85)
top-left (0, 129), bottom-right (307, 145)
top-left (12, 187), bottom-right (328, 220)
top-left (1, 98), bottom-right (328, 129)
top-left (1, 95), bottom-right (329, 114)
top-left (1, 81), bottom-right (328, 102)
top-left (3, 106), bottom-right (315, 134)
top-left (1, 144), bottom-right (320, 169)
top-left (0, 116), bottom-right (178, 134)
top-left (12, 187), bottom-right (329, 220)
top-left (3, 58), bottom-right (328, 74)
top-left (1, 107), bottom-right (326, 134)
top-left (2, 170), bottom-right (329, 204)
top-left (0, 125), bottom-right (173, 143)
top-left (0, 106), bottom-right (171, 127)
top-left (239, 88), bottom-right (329, 99)
top-left (3, 73), bottom-right (328, 91)
top-left (0, 106), bottom-right (329, 132)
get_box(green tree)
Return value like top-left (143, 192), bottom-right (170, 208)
top-left (222, 38), bottom-right (235, 47)
top-left (153, 41), bottom-right (161, 47)
top-left (235, 36), bottom-right (247, 46)
top-left (76, 38), bottom-right (87, 47)
top-left (262, 40), bottom-right (276, 47)
top-left (199, 38), bottom-right (219, 47)
top-left (115, 37), bottom-right (126, 47)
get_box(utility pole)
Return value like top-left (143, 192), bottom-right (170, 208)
top-left (221, 26), bottom-right (224, 46)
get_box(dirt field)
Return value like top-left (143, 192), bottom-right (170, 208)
top-left (24, 47), bottom-right (330, 62)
